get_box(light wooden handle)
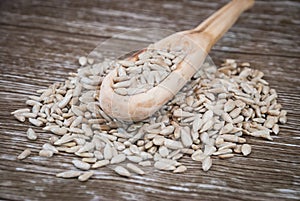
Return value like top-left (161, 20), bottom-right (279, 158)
top-left (193, 0), bottom-right (254, 47)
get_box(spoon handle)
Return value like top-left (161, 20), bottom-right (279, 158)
top-left (192, 0), bottom-right (254, 47)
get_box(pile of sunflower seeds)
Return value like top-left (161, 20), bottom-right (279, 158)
top-left (12, 49), bottom-right (287, 181)
top-left (113, 47), bottom-right (184, 95)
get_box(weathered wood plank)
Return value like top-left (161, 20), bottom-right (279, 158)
top-left (0, 1), bottom-right (299, 57)
top-left (0, 0), bottom-right (299, 201)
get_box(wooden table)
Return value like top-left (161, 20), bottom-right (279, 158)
top-left (0, 0), bottom-right (299, 200)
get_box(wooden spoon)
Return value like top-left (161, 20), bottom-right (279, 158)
top-left (100, 0), bottom-right (254, 122)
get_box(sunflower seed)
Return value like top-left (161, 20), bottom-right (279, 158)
top-left (79, 56), bottom-right (87, 66)
top-left (241, 144), bottom-right (252, 156)
top-left (42, 143), bottom-right (58, 154)
top-left (272, 124), bottom-right (279, 135)
top-left (160, 126), bottom-right (175, 135)
top-left (224, 100), bottom-right (235, 112)
top-left (50, 127), bottom-right (68, 135)
top-left (164, 139), bottom-right (183, 149)
top-left (26, 128), bottom-right (37, 140)
top-left (114, 166), bottom-right (131, 177)
top-left (17, 149), bottom-right (31, 160)
top-left (158, 146), bottom-right (169, 157)
top-left (173, 109), bottom-right (194, 117)
top-left (200, 119), bottom-right (214, 132)
top-left (127, 155), bottom-right (143, 163)
top-left (118, 60), bottom-right (135, 67)
top-left (12, 108), bottom-right (30, 114)
top-left (153, 136), bottom-right (165, 146)
top-left (29, 118), bottom-right (43, 127)
top-left (126, 163), bottom-right (145, 175)
top-left (94, 151), bottom-right (104, 160)
top-left (78, 171), bottom-right (94, 182)
top-left (92, 160), bottom-right (110, 168)
top-left (279, 116), bottom-right (287, 124)
top-left (154, 161), bottom-right (176, 171)
top-left (14, 114), bottom-right (26, 122)
top-left (213, 148), bottom-right (232, 156)
top-left (56, 170), bottom-right (82, 178)
top-left (219, 123), bottom-right (234, 134)
top-left (138, 161), bottom-right (151, 167)
top-left (191, 150), bottom-right (206, 162)
top-left (129, 145), bottom-right (140, 155)
top-left (110, 154), bottom-right (126, 164)
top-left (264, 116), bottom-right (277, 128)
top-left (218, 153), bottom-right (235, 159)
top-left (202, 157), bottom-right (212, 171)
top-left (229, 108), bottom-right (242, 119)
top-left (39, 150), bottom-right (54, 157)
top-left (58, 93), bottom-right (72, 108)
top-left (82, 158), bottom-right (97, 163)
top-left (26, 100), bottom-right (42, 106)
top-left (72, 160), bottom-right (91, 170)
top-left (180, 127), bottom-right (193, 147)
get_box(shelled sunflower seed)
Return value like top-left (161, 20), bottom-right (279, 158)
top-left (17, 148), bottom-right (31, 160)
top-left (112, 48), bottom-right (185, 95)
top-left (12, 48), bottom-right (287, 181)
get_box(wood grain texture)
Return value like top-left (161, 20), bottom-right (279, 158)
top-left (0, 0), bottom-right (299, 200)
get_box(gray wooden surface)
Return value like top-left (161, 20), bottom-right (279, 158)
top-left (0, 0), bottom-right (299, 200)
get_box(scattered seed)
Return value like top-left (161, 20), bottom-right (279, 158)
top-left (218, 153), bottom-right (235, 159)
top-left (12, 108), bottom-right (30, 114)
top-left (173, 165), bottom-right (187, 173)
top-left (241, 144), bottom-right (252, 156)
top-left (272, 124), bottom-right (280, 135)
top-left (82, 158), bottom-right (97, 163)
top-left (191, 150), bottom-right (206, 162)
top-left (79, 56), bottom-right (87, 66)
top-left (14, 114), bottom-right (26, 122)
top-left (42, 143), bottom-right (58, 154)
top-left (29, 118), bottom-right (43, 127)
top-left (72, 160), bottom-right (91, 170)
top-left (110, 154), bottom-right (126, 164)
top-left (56, 170), bottom-right (82, 178)
top-left (202, 157), bottom-right (212, 171)
top-left (126, 163), bottom-right (145, 175)
top-left (114, 166), bottom-right (131, 177)
top-left (139, 161), bottom-right (152, 167)
top-left (78, 171), bottom-right (94, 182)
top-left (92, 160), bottom-right (110, 168)
top-left (127, 155), bottom-right (143, 163)
top-left (39, 150), bottom-right (54, 157)
top-left (154, 161), bottom-right (176, 171)
top-left (17, 149), bottom-right (31, 160)
top-left (50, 127), bottom-right (68, 135)
top-left (26, 128), bottom-right (37, 140)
